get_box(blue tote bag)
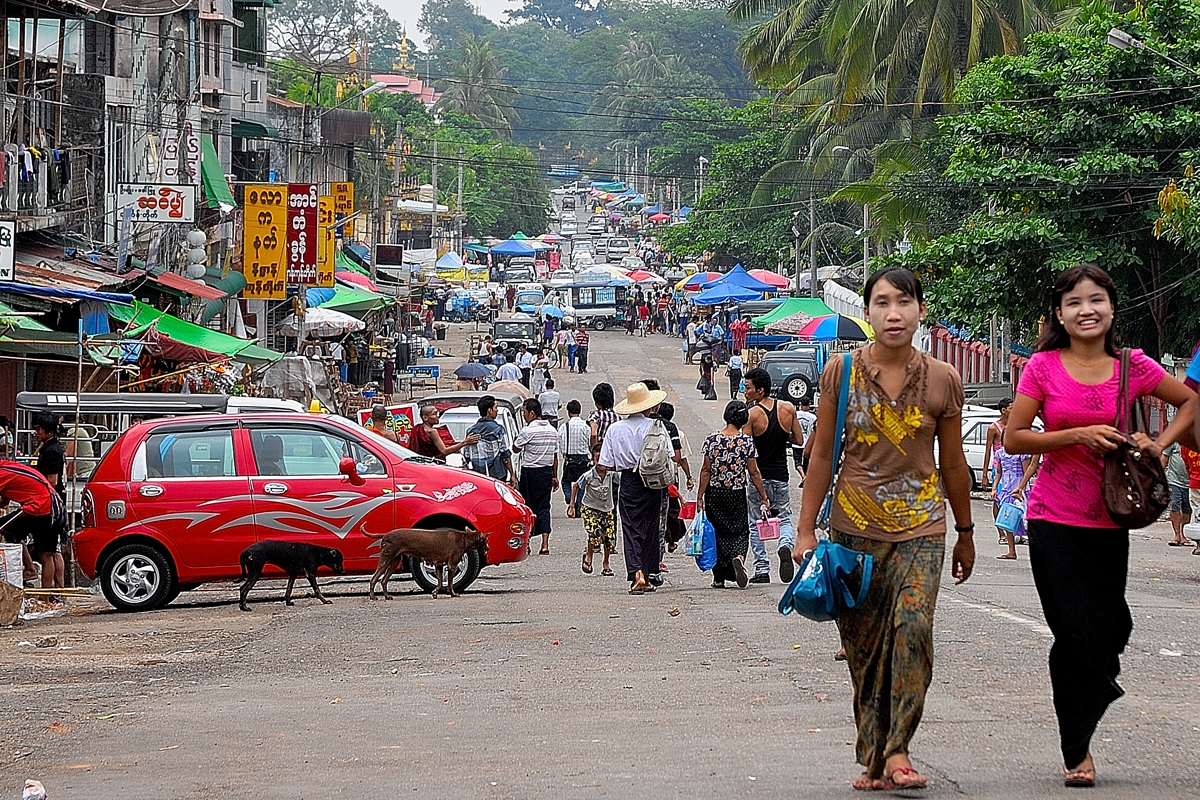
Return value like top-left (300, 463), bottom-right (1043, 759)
top-left (779, 353), bottom-right (874, 621)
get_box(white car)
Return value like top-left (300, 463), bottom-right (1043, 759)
top-left (572, 253), bottom-right (595, 269)
top-left (549, 269), bottom-right (576, 287)
top-left (562, 211), bottom-right (577, 223)
top-left (933, 404), bottom-right (1042, 490)
top-left (560, 222), bottom-right (577, 236)
top-left (586, 218), bottom-right (606, 235)
top-left (437, 406), bottom-right (522, 474)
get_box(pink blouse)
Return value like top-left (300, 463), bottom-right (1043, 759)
top-left (1017, 349), bottom-right (1166, 529)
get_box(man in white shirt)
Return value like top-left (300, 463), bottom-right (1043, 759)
top-left (538, 379), bottom-right (561, 424)
top-left (513, 397), bottom-right (559, 555)
top-left (495, 355), bottom-right (521, 383)
top-left (598, 382), bottom-right (667, 593)
top-left (557, 399), bottom-right (591, 514)
top-left (794, 396), bottom-right (817, 481)
top-left (685, 318), bottom-right (698, 364)
top-left (516, 345), bottom-right (535, 388)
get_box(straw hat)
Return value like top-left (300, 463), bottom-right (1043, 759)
top-left (615, 382), bottom-right (667, 415)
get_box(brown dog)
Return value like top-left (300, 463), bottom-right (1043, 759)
top-left (363, 527), bottom-right (488, 599)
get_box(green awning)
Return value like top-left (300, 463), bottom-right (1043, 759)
top-left (108, 300), bottom-right (280, 363)
top-left (0, 300), bottom-right (51, 331)
top-left (750, 297), bottom-right (837, 329)
top-left (231, 117), bottom-right (279, 138)
top-left (321, 283), bottom-right (391, 317)
top-left (236, 344), bottom-right (284, 367)
top-left (335, 249), bottom-right (369, 276)
top-left (201, 134), bottom-right (238, 212)
top-left (0, 330), bottom-right (128, 364)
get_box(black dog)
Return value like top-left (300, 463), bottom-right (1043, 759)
top-left (238, 541), bottom-right (345, 611)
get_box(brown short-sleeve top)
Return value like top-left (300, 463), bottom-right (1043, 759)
top-left (820, 346), bottom-right (964, 542)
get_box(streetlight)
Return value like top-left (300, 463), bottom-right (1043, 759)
top-left (832, 146), bottom-right (873, 287)
top-left (1106, 28), bottom-right (1200, 76)
top-left (698, 156), bottom-right (709, 200)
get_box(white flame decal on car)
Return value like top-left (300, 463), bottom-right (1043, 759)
top-left (431, 481), bottom-right (478, 503)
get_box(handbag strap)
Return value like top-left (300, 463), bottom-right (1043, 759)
top-left (1113, 348), bottom-right (1131, 433)
top-left (818, 352), bottom-right (853, 525)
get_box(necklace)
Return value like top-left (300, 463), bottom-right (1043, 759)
top-left (1062, 350), bottom-right (1111, 369)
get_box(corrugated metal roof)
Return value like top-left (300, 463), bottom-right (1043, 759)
top-left (13, 247), bottom-right (127, 297)
top-left (150, 271), bottom-right (228, 301)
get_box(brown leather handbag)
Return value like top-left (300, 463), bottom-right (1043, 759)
top-left (1103, 348), bottom-right (1169, 529)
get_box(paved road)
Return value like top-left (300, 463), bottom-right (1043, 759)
top-left (4, 326), bottom-right (1200, 798)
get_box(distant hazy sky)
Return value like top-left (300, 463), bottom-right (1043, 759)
top-left (376, 0), bottom-right (515, 49)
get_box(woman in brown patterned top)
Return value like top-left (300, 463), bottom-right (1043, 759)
top-left (794, 267), bottom-right (975, 791)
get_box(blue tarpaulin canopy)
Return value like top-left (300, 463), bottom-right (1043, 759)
top-left (692, 283), bottom-right (764, 305)
top-left (490, 238), bottom-right (536, 256)
top-left (436, 252), bottom-right (464, 268)
top-left (641, 205), bottom-right (661, 215)
top-left (1, 282), bottom-right (133, 306)
top-left (701, 264), bottom-right (778, 294)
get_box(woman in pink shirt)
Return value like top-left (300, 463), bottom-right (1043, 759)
top-left (1006, 263), bottom-right (1195, 788)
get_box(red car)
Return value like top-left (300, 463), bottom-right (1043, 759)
top-left (74, 413), bottom-right (533, 611)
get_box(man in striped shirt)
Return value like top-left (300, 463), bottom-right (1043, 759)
top-left (573, 327), bottom-right (591, 374)
top-left (587, 382), bottom-right (619, 449)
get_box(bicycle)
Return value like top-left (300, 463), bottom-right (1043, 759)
top-left (544, 346), bottom-right (560, 370)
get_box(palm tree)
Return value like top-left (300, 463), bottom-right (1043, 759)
top-left (595, 35), bottom-right (684, 133)
top-left (434, 35), bottom-right (517, 137)
top-left (730, 0), bottom-right (1070, 116)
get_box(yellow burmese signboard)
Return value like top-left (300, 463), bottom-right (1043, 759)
top-left (242, 184), bottom-right (286, 299)
top-left (318, 195), bottom-right (336, 288)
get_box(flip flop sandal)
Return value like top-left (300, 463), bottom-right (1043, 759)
top-left (1063, 767), bottom-right (1095, 788)
top-left (581, 554), bottom-right (593, 574)
top-left (1169, 541), bottom-right (1187, 546)
top-left (997, 553), bottom-right (1017, 559)
top-left (601, 568), bottom-right (614, 576)
top-left (884, 767), bottom-right (927, 790)
top-left (852, 772), bottom-right (885, 791)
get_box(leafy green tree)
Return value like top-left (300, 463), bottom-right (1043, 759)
top-left (418, 0), bottom-right (496, 52)
top-left (269, 0), bottom-right (406, 69)
top-left (434, 36), bottom-right (519, 138)
top-left (507, 0), bottom-right (617, 36)
top-left (879, 0), bottom-right (1200, 357)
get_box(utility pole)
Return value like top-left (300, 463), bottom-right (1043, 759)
top-left (792, 209), bottom-right (803, 297)
top-left (809, 188), bottom-right (818, 298)
top-left (862, 204), bottom-right (870, 286)
top-left (456, 147), bottom-right (464, 254)
top-left (371, 124), bottom-right (381, 283)
top-left (430, 137), bottom-right (439, 255)
top-left (698, 156), bottom-right (708, 200)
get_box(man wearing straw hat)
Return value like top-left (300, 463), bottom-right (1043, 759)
top-left (598, 382), bottom-right (668, 594)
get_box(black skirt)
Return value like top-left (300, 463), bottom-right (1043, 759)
top-left (619, 470), bottom-right (662, 582)
top-left (705, 484), bottom-right (749, 583)
top-left (519, 465), bottom-right (554, 535)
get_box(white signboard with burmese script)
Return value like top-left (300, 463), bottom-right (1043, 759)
top-left (117, 183), bottom-right (197, 224)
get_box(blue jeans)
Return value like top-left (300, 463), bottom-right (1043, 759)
top-left (567, 343), bottom-right (577, 369)
top-left (747, 479), bottom-right (794, 576)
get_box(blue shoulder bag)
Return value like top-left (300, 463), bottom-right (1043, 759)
top-left (779, 353), bottom-right (874, 621)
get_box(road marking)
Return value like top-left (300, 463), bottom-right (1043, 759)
top-left (944, 596), bottom-right (1052, 638)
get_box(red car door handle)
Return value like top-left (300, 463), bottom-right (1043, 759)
top-left (138, 485), bottom-right (163, 498)
top-left (262, 483), bottom-right (288, 495)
